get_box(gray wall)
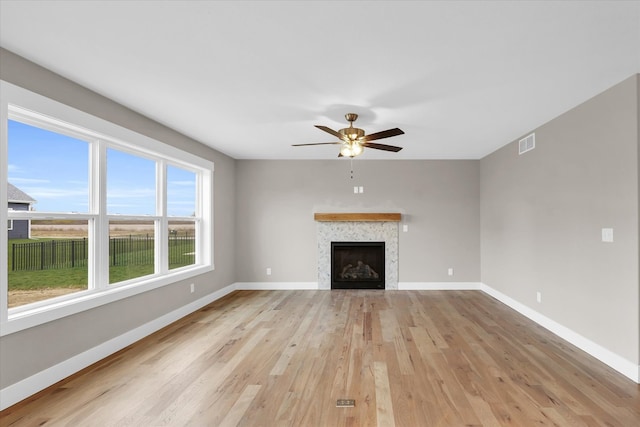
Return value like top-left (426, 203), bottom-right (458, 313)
top-left (480, 74), bottom-right (639, 365)
top-left (235, 159), bottom-right (480, 283)
top-left (0, 49), bottom-right (237, 388)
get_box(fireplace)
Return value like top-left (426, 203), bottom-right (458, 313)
top-left (331, 241), bottom-right (385, 289)
top-left (316, 213), bottom-right (400, 290)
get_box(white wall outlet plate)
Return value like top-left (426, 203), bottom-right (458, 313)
top-left (601, 228), bottom-right (614, 242)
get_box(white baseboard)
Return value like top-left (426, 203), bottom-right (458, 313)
top-left (234, 282), bottom-right (319, 290)
top-left (236, 282), bottom-right (483, 291)
top-left (236, 282), bottom-right (485, 291)
top-left (0, 283), bottom-right (237, 411)
top-left (398, 282), bottom-right (482, 290)
top-left (479, 283), bottom-right (639, 383)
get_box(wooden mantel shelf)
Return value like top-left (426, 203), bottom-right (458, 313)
top-left (314, 213), bottom-right (402, 222)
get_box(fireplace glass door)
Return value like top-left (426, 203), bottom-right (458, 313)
top-left (331, 241), bottom-right (385, 289)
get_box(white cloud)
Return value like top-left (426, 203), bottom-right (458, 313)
top-left (168, 180), bottom-right (195, 187)
top-left (24, 187), bottom-right (87, 199)
top-left (107, 188), bottom-right (156, 199)
top-left (8, 177), bottom-right (50, 184)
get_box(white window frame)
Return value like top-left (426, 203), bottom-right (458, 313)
top-left (0, 81), bottom-right (214, 336)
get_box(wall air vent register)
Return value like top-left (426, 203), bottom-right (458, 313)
top-left (519, 133), bottom-right (535, 155)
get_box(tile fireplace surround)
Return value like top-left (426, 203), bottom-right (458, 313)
top-left (315, 213), bottom-right (400, 290)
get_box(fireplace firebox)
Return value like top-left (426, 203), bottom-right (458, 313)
top-left (331, 241), bottom-right (385, 289)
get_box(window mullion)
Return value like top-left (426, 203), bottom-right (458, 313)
top-left (157, 160), bottom-right (168, 274)
top-left (91, 140), bottom-right (109, 290)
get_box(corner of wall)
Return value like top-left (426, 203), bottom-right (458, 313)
top-left (480, 283), bottom-right (639, 383)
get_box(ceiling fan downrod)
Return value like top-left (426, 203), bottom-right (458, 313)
top-left (339, 113), bottom-right (365, 141)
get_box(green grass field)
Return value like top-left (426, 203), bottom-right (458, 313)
top-left (8, 238), bottom-right (194, 290)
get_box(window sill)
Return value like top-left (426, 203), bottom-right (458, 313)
top-left (1, 264), bottom-right (214, 337)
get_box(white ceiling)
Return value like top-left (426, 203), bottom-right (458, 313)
top-left (1, 1), bottom-right (639, 160)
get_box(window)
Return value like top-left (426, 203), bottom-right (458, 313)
top-left (107, 148), bottom-right (157, 284)
top-left (167, 165), bottom-right (197, 270)
top-left (6, 120), bottom-right (91, 308)
top-left (1, 80), bottom-right (214, 335)
top-left (8, 119), bottom-right (90, 213)
top-left (107, 148), bottom-right (156, 216)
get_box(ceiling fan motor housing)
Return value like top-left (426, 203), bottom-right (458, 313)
top-left (339, 127), bottom-right (365, 141)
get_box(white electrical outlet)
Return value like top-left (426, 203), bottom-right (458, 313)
top-left (537, 292), bottom-right (542, 303)
top-left (353, 186), bottom-right (358, 194)
top-left (359, 186), bottom-right (364, 193)
top-left (601, 228), bottom-right (614, 242)
top-left (403, 224), bottom-right (408, 232)
top-left (266, 267), bottom-right (272, 276)
top-left (448, 268), bottom-right (454, 276)
top-left (190, 283), bottom-right (195, 293)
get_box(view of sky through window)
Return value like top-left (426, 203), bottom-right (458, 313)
top-left (167, 165), bottom-right (196, 217)
top-left (107, 148), bottom-right (156, 215)
top-left (8, 120), bottom-right (197, 216)
top-left (8, 119), bottom-right (89, 213)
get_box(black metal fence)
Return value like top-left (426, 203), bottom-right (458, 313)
top-left (11, 238), bottom-right (88, 271)
top-left (110, 234), bottom-right (154, 267)
top-left (11, 233), bottom-right (195, 271)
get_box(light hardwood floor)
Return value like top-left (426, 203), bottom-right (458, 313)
top-left (2, 290), bottom-right (639, 426)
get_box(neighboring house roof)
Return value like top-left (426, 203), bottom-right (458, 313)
top-left (7, 182), bottom-right (36, 204)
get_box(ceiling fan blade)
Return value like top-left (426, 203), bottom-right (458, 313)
top-left (361, 128), bottom-right (404, 142)
top-left (315, 125), bottom-right (346, 140)
top-left (292, 142), bottom-right (341, 146)
top-left (363, 142), bottom-right (403, 152)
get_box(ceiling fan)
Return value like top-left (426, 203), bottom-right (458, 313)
top-left (292, 113), bottom-right (404, 157)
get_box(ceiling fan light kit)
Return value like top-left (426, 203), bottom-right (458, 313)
top-left (340, 141), bottom-right (363, 157)
top-left (292, 113), bottom-right (405, 158)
